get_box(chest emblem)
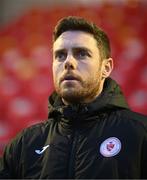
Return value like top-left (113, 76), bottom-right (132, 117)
top-left (100, 137), bottom-right (121, 157)
top-left (35, 145), bottom-right (50, 155)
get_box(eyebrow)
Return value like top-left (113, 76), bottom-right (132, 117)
top-left (54, 46), bottom-right (92, 54)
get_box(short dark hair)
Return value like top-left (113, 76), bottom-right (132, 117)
top-left (53, 16), bottom-right (111, 59)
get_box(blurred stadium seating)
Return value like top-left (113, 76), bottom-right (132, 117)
top-left (0, 0), bottom-right (147, 155)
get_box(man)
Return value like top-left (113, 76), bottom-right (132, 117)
top-left (0, 16), bottom-right (147, 179)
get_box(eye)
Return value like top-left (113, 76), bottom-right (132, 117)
top-left (75, 49), bottom-right (90, 59)
top-left (55, 51), bottom-right (67, 61)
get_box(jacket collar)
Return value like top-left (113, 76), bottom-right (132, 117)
top-left (48, 78), bottom-right (129, 125)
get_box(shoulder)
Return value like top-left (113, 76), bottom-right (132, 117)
top-left (5, 119), bottom-right (53, 153)
top-left (22, 119), bottom-right (52, 138)
top-left (0, 120), bottom-right (53, 178)
top-left (3, 119), bottom-right (53, 161)
top-left (119, 109), bottom-right (147, 122)
top-left (117, 109), bottom-right (147, 130)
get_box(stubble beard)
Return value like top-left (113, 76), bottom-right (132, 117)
top-left (55, 76), bottom-right (103, 105)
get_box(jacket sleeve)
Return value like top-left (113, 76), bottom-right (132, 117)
top-left (0, 131), bottom-right (24, 178)
top-left (141, 125), bottom-right (147, 178)
top-left (0, 145), bottom-right (14, 178)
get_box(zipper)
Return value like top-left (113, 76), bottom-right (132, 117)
top-left (68, 130), bottom-right (78, 178)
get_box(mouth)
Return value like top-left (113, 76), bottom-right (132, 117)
top-left (61, 75), bottom-right (80, 83)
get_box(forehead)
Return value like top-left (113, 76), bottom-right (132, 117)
top-left (53, 31), bottom-right (98, 51)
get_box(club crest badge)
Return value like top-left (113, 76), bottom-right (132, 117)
top-left (100, 137), bottom-right (121, 157)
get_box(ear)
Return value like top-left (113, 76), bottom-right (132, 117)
top-left (102, 58), bottom-right (113, 78)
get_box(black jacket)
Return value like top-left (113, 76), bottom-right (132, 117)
top-left (0, 78), bottom-right (147, 179)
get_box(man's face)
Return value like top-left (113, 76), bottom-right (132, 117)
top-left (53, 31), bottom-right (108, 104)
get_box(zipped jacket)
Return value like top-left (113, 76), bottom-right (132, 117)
top-left (0, 78), bottom-right (147, 179)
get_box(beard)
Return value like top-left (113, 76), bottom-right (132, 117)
top-left (55, 74), bottom-right (103, 105)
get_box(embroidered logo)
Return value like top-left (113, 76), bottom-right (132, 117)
top-left (100, 137), bottom-right (121, 157)
top-left (35, 145), bottom-right (49, 155)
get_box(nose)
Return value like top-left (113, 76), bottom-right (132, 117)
top-left (64, 54), bottom-right (77, 70)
